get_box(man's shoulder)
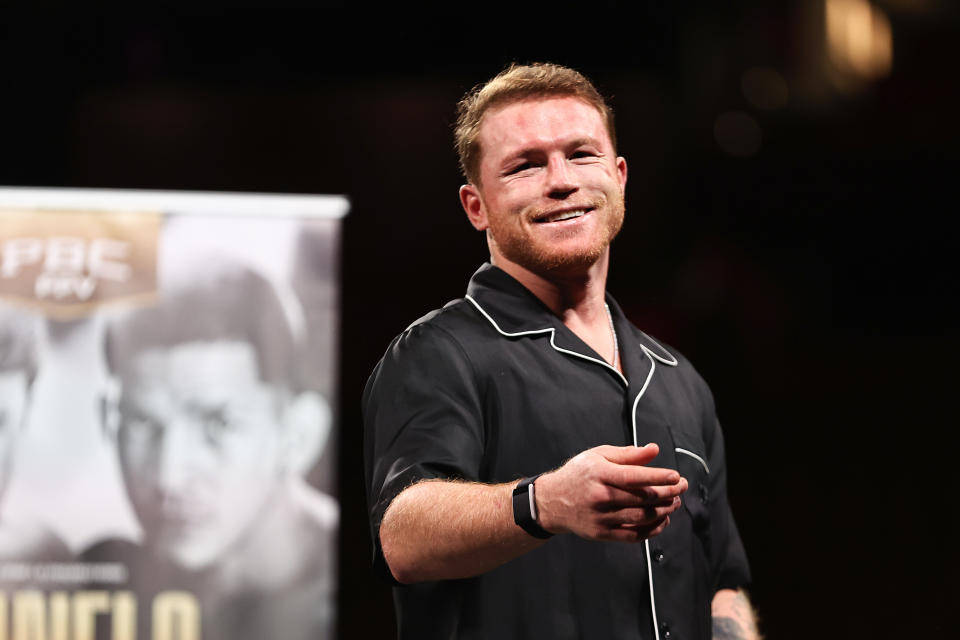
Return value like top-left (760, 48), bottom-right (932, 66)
top-left (363, 296), bottom-right (498, 410)
top-left (0, 518), bottom-right (72, 562)
top-left (404, 296), bottom-right (481, 333)
top-left (388, 296), bottom-right (495, 355)
top-left (79, 537), bottom-right (143, 565)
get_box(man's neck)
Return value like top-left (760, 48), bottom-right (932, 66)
top-left (491, 251), bottom-right (620, 369)
top-left (492, 252), bottom-right (608, 314)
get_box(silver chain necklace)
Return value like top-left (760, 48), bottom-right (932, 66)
top-left (604, 303), bottom-right (619, 370)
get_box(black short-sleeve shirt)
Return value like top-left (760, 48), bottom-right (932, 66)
top-left (363, 264), bottom-right (750, 640)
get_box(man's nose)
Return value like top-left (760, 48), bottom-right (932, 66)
top-left (545, 155), bottom-right (578, 199)
top-left (156, 422), bottom-right (205, 492)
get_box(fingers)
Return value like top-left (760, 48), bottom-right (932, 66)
top-left (596, 478), bottom-right (688, 510)
top-left (582, 493), bottom-right (683, 544)
top-left (593, 444), bottom-right (682, 490)
top-left (606, 460), bottom-right (681, 491)
top-left (537, 444), bottom-right (688, 542)
top-left (598, 516), bottom-right (672, 543)
top-left (595, 443), bottom-right (660, 466)
top-left (597, 496), bottom-right (682, 529)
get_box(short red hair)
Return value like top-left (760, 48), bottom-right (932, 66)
top-left (454, 62), bottom-right (617, 186)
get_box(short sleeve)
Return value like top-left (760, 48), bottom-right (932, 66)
top-left (362, 321), bottom-right (485, 583)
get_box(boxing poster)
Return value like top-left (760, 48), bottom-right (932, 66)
top-left (0, 188), bottom-right (347, 640)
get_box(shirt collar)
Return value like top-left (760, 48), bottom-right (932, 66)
top-left (464, 262), bottom-right (677, 368)
top-left (465, 263), bottom-right (562, 335)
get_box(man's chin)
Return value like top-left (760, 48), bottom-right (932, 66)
top-left (152, 540), bottom-right (222, 572)
top-left (521, 245), bottom-right (609, 278)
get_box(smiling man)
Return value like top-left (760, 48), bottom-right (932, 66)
top-left (364, 63), bottom-right (758, 640)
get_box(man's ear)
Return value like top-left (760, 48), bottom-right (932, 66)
top-left (459, 184), bottom-right (489, 231)
top-left (280, 391), bottom-right (331, 477)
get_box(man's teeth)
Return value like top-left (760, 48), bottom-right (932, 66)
top-left (542, 209), bottom-right (586, 223)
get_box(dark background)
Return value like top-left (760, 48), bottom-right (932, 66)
top-left (2, 1), bottom-right (957, 637)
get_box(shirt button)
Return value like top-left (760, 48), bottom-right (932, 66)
top-left (699, 482), bottom-right (709, 504)
top-left (652, 548), bottom-right (665, 563)
top-left (660, 622), bottom-right (672, 639)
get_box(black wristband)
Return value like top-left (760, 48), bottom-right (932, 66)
top-left (512, 474), bottom-right (553, 539)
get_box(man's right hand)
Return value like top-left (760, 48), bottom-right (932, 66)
top-left (535, 443), bottom-right (687, 542)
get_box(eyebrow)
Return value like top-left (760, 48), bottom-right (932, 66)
top-left (502, 136), bottom-right (604, 164)
top-left (566, 137), bottom-right (601, 150)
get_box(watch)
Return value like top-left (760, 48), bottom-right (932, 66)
top-left (512, 474), bottom-right (553, 539)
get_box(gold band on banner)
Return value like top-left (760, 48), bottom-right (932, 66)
top-left (0, 209), bottom-right (161, 319)
top-left (0, 590), bottom-right (200, 640)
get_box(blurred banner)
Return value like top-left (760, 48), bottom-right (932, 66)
top-left (0, 188), bottom-right (347, 640)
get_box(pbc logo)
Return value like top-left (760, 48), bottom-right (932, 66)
top-left (3, 236), bottom-right (132, 301)
top-left (0, 209), bottom-right (160, 318)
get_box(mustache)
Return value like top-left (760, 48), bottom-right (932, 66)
top-left (525, 198), bottom-right (605, 221)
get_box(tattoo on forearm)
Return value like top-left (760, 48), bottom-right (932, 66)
top-left (712, 589), bottom-right (761, 640)
top-left (712, 617), bottom-right (747, 640)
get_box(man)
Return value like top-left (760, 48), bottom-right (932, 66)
top-left (89, 259), bottom-right (337, 640)
top-left (364, 63), bottom-right (758, 639)
top-left (0, 305), bottom-right (71, 563)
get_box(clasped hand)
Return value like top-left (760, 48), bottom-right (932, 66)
top-left (534, 443), bottom-right (687, 542)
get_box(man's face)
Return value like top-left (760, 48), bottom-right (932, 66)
top-left (461, 96), bottom-right (627, 277)
top-left (0, 370), bottom-right (27, 501)
top-left (116, 340), bottom-right (286, 570)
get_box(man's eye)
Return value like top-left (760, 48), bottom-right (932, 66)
top-left (201, 410), bottom-right (238, 442)
top-left (571, 150), bottom-right (596, 160)
top-left (507, 162), bottom-right (533, 175)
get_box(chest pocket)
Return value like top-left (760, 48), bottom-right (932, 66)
top-left (674, 444), bottom-right (713, 556)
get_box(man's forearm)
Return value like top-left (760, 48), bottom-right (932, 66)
top-left (378, 444), bottom-right (687, 584)
top-left (379, 478), bottom-right (545, 583)
top-left (711, 588), bottom-right (761, 640)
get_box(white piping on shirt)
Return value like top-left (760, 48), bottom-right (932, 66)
top-left (629, 344), bottom-right (669, 640)
top-left (675, 448), bottom-right (710, 474)
top-left (465, 293), bottom-right (680, 640)
top-left (645, 540), bottom-right (660, 640)
top-left (464, 294), bottom-right (629, 386)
